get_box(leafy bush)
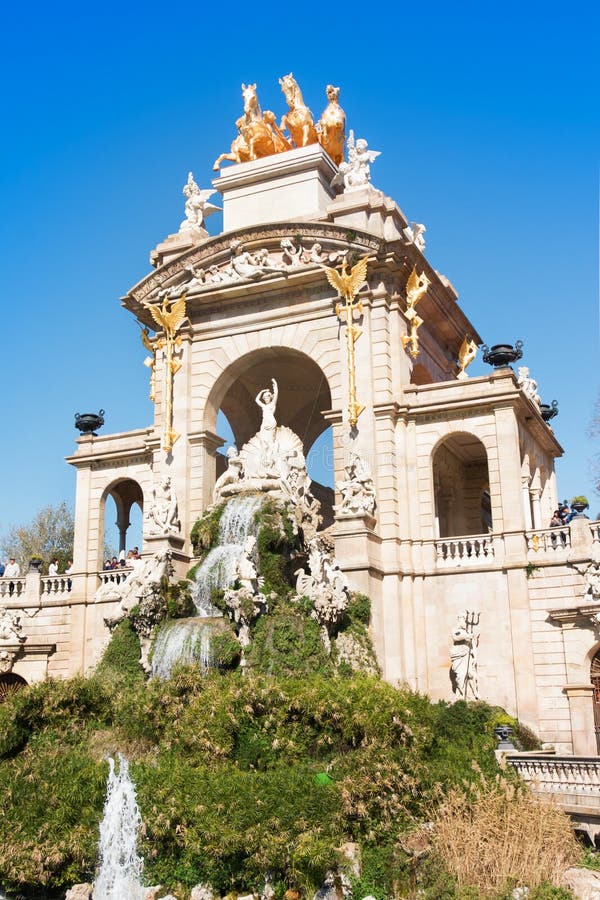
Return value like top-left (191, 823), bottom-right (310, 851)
top-left (247, 603), bottom-right (332, 676)
top-left (96, 619), bottom-right (144, 680)
top-left (190, 505), bottom-right (225, 557)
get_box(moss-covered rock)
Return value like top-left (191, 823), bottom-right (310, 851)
top-left (190, 504), bottom-right (225, 557)
top-left (247, 601), bottom-right (333, 677)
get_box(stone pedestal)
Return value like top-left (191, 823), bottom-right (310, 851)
top-left (213, 144), bottom-right (338, 231)
top-left (143, 533), bottom-right (189, 579)
top-left (563, 684), bottom-right (597, 756)
top-left (150, 228), bottom-right (209, 268)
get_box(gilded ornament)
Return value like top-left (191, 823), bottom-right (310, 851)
top-left (401, 266), bottom-right (430, 359)
top-left (321, 255), bottom-right (369, 428)
top-left (145, 293), bottom-right (188, 453)
top-left (457, 335), bottom-right (478, 380)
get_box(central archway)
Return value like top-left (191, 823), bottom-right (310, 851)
top-left (205, 347), bottom-right (332, 453)
top-left (205, 347), bottom-right (334, 522)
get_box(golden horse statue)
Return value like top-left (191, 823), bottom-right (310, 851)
top-left (279, 73), bottom-right (318, 148)
top-left (213, 83), bottom-right (290, 170)
top-left (317, 85), bottom-right (346, 165)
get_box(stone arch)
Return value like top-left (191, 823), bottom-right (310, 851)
top-left (100, 478), bottom-right (144, 564)
top-left (204, 347), bottom-right (333, 455)
top-left (0, 672), bottom-right (27, 703)
top-left (432, 431), bottom-right (492, 537)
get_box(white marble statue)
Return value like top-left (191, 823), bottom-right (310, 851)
top-left (450, 611), bottom-right (480, 700)
top-left (230, 241), bottom-right (284, 280)
top-left (213, 447), bottom-right (244, 503)
top-left (405, 222), bottom-right (427, 252)
top-left (517, 367), bottom-right (541, 406)
top-left (0, 607), bottom-right (26, 644)
top-left (255, 378), bottom-right (279, 473)
top-left (179, 172), bottom-right (220, 235)
top-left (335, 452), bottom-right (377, 517)
top-left (331, 130), bottom-right (381, 192)
top-left (146, 476), bottom-right (181, 536)
top-left (294, 537), bottom-right (349, 651)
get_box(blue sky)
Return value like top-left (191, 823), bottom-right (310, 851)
top-left (0, 0), bottom-right (598, 545)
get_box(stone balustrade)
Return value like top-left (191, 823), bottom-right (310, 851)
top-left (0, 576), bottom-right (27, 599)
top-left (508, 754), bottom-right (600, 804)
top-left (526, 526), bottom-right (571, 556)
top-left (435, 534), bottom-right (495, 567)
top-left (41, 576), bottom-right (72, 596)
top-left (98, 568), bottom-right (132, 587)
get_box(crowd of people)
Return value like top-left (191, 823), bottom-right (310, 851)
top-left (103, 547), bottom-right (140, 570)
top-left (549, 502), bottom-right (580, 528)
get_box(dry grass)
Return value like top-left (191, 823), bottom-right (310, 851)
top-left (430, 765), bottom-right (581, 896)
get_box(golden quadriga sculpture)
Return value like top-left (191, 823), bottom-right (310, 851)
top-left (214, 76), bottom-right (346, 170)
top-left (321, 255), bottom-right (369, 428)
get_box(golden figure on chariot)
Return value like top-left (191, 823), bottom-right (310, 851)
top-left (213, 75), bottom-right (346, 170)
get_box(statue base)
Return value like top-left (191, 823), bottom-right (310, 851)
top-left (150, 227), bottom-right (209, 268)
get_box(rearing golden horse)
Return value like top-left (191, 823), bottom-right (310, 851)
top-left (213, 83), bottom-right (290, 170)
top-left (279, 73), bottom-right (318, 148)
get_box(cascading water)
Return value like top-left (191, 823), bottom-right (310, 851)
top-left (150, 495), bottom-right (263, 679)
top-left (191, 495), bottom-right (263, 615)
top-left (151, 618), bottom-right (215, 679)
top-left (93, 754), bottom-right (145, 900)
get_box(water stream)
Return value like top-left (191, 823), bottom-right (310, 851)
top-left (150, 495), bottom-right (263, 678)
top-left (191, 495), bottom-right (263, 615)
top-left (93, 754), bottom-right (145, 900)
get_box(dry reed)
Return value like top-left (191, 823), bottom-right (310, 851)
top-left (429, 766), bottom-right (581, 896)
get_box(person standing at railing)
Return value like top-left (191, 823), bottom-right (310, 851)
top-left (4, 557), bottom-right (20, 596)
top-left (0, 561), bottom-right (4, 577)
top-left (65, 560), bottom-right (73, 592)
top-left (48, 558), bottom-right (59, 576)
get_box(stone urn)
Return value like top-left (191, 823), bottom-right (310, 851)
top-left (481, 341), bottom-right (523, 368)
top-left (540, 400), bottom-right (558, 422)
top-left (28, 557), bottom-right (43, 573)
top-left (571, 499), bottom-right (589, 517)
top-left (74, 409), bottom-right (105, 436)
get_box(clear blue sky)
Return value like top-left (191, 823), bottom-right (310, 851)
top-left (0, 0), bottom-right (598, 544)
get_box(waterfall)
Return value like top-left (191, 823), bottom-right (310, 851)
top-left (192, 495), bottom-right (263, 615)
top-left (151, 618), bottom-right (215, 679)
top-left (93, 754), bottom-right (145, 900)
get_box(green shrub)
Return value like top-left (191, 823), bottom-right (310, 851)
top-left (190, 504), bottom-right (225, 557)
top-left (210, 628), bottom-right (242, 669)
top-left (96, 619), bottom-right (144, 680)
top-left (247, 604), bottom-right (332, 677)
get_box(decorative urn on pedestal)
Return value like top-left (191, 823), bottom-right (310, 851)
top-left (481, 341), bottom-right (524, 368)
top-left (74, 410), bottom-right (105, 436)
top-left (540, 400), bottom-right (559, 422)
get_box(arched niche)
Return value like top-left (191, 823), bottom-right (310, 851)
top-left (432, 432), bottom-right (492, 537)
top-left (207, 348), bottom-right (334, 523)
top-left (101, 478), bottom-right (144, 564)
top-left (0, 672), bottom-right (27, 703)
top-left (206, 347), bottom-right (333, 454)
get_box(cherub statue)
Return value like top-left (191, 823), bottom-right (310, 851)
top-left (179, 172), bottom-right (220, 234)
top-left (407, 222), bottom-right (426, 252)
top-left (517, 367), bottom-right (541, 406)
top-left (331, 130), bottom-right (381, 192)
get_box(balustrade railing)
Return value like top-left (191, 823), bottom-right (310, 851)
top-left (41, 576), bottom-right (72, 595)
top-left (508, 754), bottom-right (600, 804)
top-left (98, 568), bottom-right (132, 587)
top-left (435, 535), bottom-right (495, 567)
top-left (0, 577), bottom-right (26, 599)
top-left (526, 527), bottom-right (571, 555)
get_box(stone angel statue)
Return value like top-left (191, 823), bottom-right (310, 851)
top-left (320, 254), bottom-right (369, 313)
top-left (179, 172), bottom-right (220, 234)
top-left (331, 130), bottom-right (380, 192)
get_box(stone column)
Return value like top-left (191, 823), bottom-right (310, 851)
top-left (563, 684), bottom-right (597, 756)
top-left (530, 488), bottom-right (542, 529)
top-left (521, 456), bottom-right (532, 530)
